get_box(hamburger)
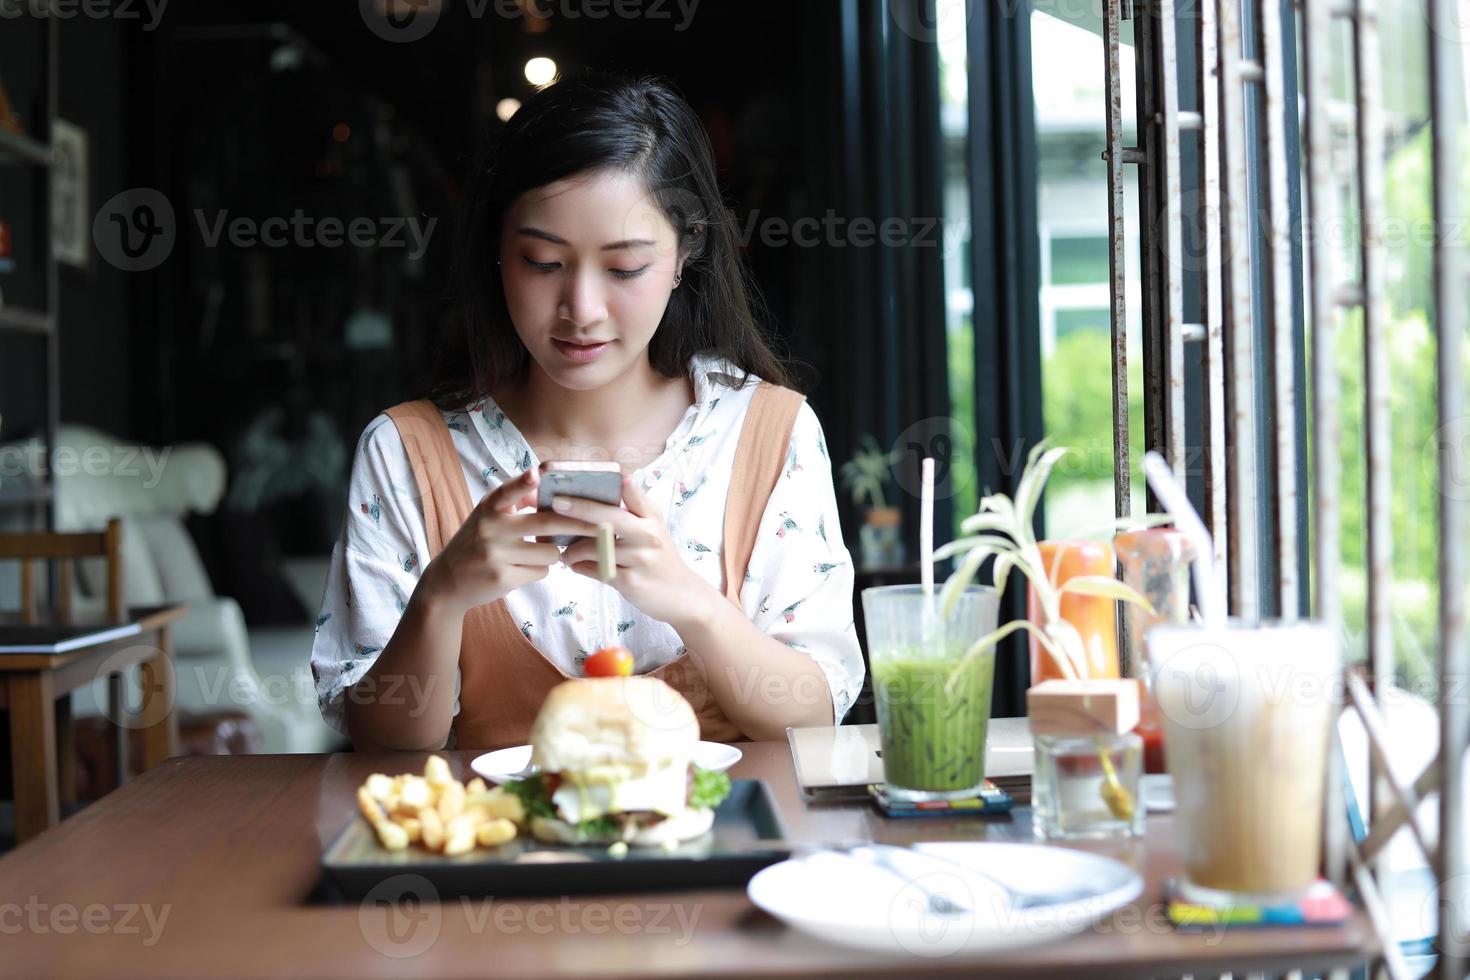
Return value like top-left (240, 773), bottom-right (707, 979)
top-left (504, 676), bottom-right (732, 846)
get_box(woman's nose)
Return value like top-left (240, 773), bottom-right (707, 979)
top-left (558, 266), bottom-right (608, 327)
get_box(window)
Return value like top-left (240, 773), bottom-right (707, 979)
top-left (1031, 8), bottom-right (1144, 535)
top-left (939, 1), bottom-right (975, 537)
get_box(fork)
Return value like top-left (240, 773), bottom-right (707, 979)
top-left (800, 842), bottom-right (1098, 912)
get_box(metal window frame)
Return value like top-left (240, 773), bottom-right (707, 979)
top-left (1113, 0), bottom-right (1470, 975)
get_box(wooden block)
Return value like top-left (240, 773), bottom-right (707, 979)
top-left (1027, 679), bottom-right (1141, 736)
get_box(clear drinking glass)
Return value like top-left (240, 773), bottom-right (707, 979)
top-left (1032, 731), bottom-right (1146, 840)
top-left (1150, 620), bottom-right (1340, 906)
top-left (862, 584), bottom-right (1000, 802)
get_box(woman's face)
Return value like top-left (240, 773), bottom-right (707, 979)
top-left (499, 169), bottom-right (683, 391)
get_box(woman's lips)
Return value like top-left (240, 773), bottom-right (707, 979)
top-left (552, 338), bottom-right (614, 363)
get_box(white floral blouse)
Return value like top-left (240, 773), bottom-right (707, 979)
top-left (310, 353), bottom-right (865, 736)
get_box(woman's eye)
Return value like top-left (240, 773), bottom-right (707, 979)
top-left (522, 257), bottom-right (561, 272)
top-left (610, 266), bottom-right (649, 280)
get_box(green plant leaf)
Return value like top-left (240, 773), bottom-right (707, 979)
top-left (1056, 575), bottom-right (1156, 612)
top-left (979, 492), bottom-right (1017, 527)
top-left (959, 512), bottom-right (1012, 534)
top-left (939, 544), bottom-right (1001, 618)
top-left (992, 550), bottom-right (1016, 596)
top-left (943, 618), bottom-right (1062, 695)
top-left (1015, 445), bottom-right (1069, 529)
top-left (933, 534), bottom-right (1014, 563)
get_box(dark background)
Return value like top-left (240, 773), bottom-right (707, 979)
top-left (0, 0), bottom-right (1035, 714)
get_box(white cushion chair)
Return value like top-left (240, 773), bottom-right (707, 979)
top-left (0, 425), bottom-right (341, 754)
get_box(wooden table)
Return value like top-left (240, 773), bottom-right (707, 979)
top-left (0, 743), bottom-right (1379, 978)
top-left (0, 605), bottom-right (185, 843)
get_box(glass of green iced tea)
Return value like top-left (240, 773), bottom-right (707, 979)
top-left (862, 584), bottom-right (1000, 802)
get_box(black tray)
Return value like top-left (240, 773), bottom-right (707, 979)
top-left (320, 779), bottom-right (788, 900)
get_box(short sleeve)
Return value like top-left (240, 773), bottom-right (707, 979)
top-left (310, 415), bottom-right (436, 735)
top-left (739, 401), bottom-right (864, 722)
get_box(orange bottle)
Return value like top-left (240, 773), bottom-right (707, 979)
top-left (1026, 540), bottom-right (1119, 683)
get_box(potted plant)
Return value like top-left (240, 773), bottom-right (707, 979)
top-left (839, 434), bottom-right (904, 569)
top-left (934, 441), bottom-right (1165, 836)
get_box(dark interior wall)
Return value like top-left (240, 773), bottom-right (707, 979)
top-left (56, 16), bottom-right (134, 439)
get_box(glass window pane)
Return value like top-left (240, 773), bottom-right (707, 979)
top-left (939, 0), bottom-right (975, 538)
top-left (1048, 236), bottom-right (1110, 286)
top-left (1032, 8), bottom-right (1144, 535)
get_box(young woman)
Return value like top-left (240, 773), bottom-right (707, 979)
top-left (310, 72), bottom-right (863, 751)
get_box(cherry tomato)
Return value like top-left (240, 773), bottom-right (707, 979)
top-left (584, 646), bottom-right (635, 677)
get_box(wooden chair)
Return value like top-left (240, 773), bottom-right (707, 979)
top-left (2, 518), bottom-right (125, 626)
top-left (0, 517), bottom-right (126, 812)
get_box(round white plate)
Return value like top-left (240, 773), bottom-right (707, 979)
top-left (746, 841), bottom-right (1143, 958)
top-left (470, 741), bottom-right (742, 783)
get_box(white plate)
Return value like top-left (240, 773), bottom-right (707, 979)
top-left (470, 741), bottom-right (743, 783)
top-left (746, 842), bottom-right (1143, 958)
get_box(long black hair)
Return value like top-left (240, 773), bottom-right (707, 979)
top-left (427, 71), bottom-right (796, 409)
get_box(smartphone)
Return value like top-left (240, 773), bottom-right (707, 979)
top-left (536, 460), bottom-right (625, 548)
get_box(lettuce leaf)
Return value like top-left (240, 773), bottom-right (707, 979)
top-left (575, 815), bottom-right (621, 840)
top-left (688, 767), bottom-right (731, 810)
top-left (502, 773), bottom-right (556, 821)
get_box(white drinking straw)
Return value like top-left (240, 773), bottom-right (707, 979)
top-left (597, 523), bottom-right (617, 649)
top-left (1141, 451), bottom-right (1224, 628)
top-left (920, 457), bottom-right (935, 616)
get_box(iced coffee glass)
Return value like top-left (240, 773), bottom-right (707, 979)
top-left (1148, 620), bottom-right (1340, 906)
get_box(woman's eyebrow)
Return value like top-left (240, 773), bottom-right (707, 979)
top-left (516, 227), bottom-right (657, 251)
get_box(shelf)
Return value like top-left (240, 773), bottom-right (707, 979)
top-left (0, 129), bottom-right (52, 167)
top-left (0, 307), bottom-right (54, 333)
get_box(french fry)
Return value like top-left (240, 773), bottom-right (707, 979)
top-left (476, 818), bottom-right (517, 848)
top-left (372, 819), bottom-right (409, 851)
top-left (445, 812), bottom-right (481, 841)
top-left (424, 754), bottom-right (453, 786)
top-left (361, 764), bottom-right (521, 854)
top-left (458, 804), bottom-right (491, 825)
top-left (364, 773), bottom-right (396, 802)
top-left (419, 806), bottom-right (445, 851)
top-left (466, 787), bottom-right (525, 824)
top-left (443, 825), bottom-right (477, 857)
top-left (388, 812), bottom-right (424, 843)
top-left (357, 786), bottom-right (385, 824)
top-left (398, 775), bottom-right (431, 810)
top-left (436, 780), bottom-right (466, 821)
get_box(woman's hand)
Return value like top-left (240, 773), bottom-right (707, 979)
top-left (416, 468), bottom-right (592, 617)
top-left (556, 475), bottom-right (720, 631)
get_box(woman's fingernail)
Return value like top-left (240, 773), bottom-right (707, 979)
top-left (552, 497), bottom-right (571, 512)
